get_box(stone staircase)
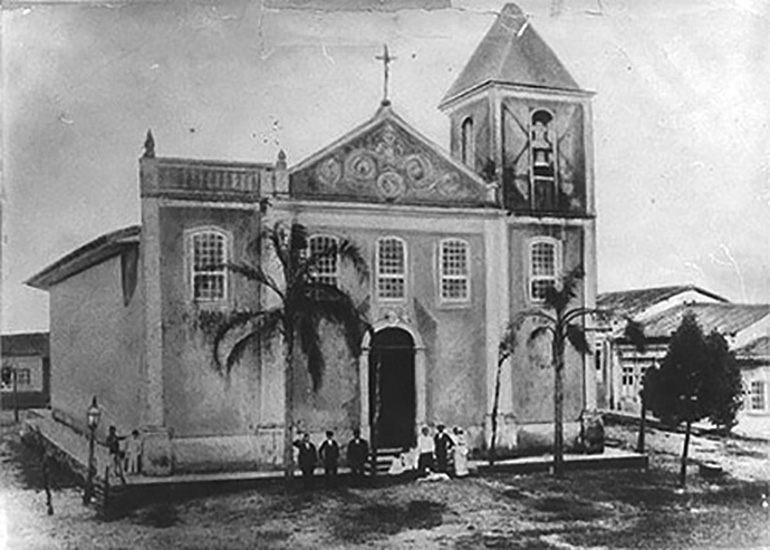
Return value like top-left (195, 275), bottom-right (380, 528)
top-left (370, 448), bottom-right (401, 475)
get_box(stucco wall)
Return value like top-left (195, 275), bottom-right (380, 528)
top-left (49, 252), bottom-right (144, 436)
top-left (296, 220), bottom-right (488, 440)
top-left (508, 223), bottom-right (587, 426)
top-left (158, 206), bottom-right (264, 440)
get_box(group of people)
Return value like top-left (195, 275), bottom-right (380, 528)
top-left (293, 429), bottom-right (369, 489)
top-left (294, 424), bottom-right (470, 489)
top-left (390, 424), bottom-right (469, 479)
top-left (105, 426), bottom-right (144, 484)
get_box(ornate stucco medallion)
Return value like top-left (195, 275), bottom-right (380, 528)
top-left (345, 150), bottom-right (378, 183)
top-left (437, 173), bottom-right (464, 198)
top-left (376, 171), bottom-right (406, 200)
top-left (316, 157), bottom-right (342, 187)
top-left (403, 154), bottom-right (435, 189)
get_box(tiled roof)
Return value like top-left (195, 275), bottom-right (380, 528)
top-left (2, 332), bottom-right (49, 356)
top-left (597, 285), bottom-right (728, 318)
top-left (734, 336), bottom-right (770, 359)
top-left (641, 303), bottom-right (770, 339)
top-left (441, 3), bottom-right (584, 106)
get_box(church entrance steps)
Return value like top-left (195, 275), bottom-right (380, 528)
top-left (371, 447), bottom-right (401, 475)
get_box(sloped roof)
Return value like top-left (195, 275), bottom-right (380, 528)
top-left (26, 225), bottom-right (141, 291)
top-left (597, 285), bottom-right (728, 319)
top-left (1, 332), bottom-right (50, 357)
top-left (641, 303), bottom-right (770, 339)
top-left (734, 336), bottom-right (770, 360)
top-left (441, 3), bottom-right (585, 106)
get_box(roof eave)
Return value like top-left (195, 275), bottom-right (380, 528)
top-left (25, 226), bottom-right (141, 291)
top-left (439, 80), bottom-right (595, 111)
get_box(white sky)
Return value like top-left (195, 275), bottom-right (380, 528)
top-left (3, 0), bottom-right (769, 333)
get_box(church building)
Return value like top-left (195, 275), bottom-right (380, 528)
top-left (27, 4), bottom-right (599, 474)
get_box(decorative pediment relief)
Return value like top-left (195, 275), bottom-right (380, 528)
top-left (291, 116), bottom-right (493, 206)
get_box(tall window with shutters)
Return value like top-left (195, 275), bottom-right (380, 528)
top-left (440, 239), bottom-right (470, 302)
top-left (376, 237), bottom-right (406, 300)
top-left (529, 238), bottom-right (559, 303)
top-left (309, 235), bottom-right (339, 287)
top-left (190, 229), bottom-right (228, 302)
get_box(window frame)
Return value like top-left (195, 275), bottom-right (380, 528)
top-left (438, 238), bottom-right (471, 304)
top-left (748, 379), bottom-right (767, 412)
top-left (308, 234), bottom-right (340, 288)
top-left (528, 237), bottom-right (561, 304)
top-left (461, 117), bottom-right (475, 167)
top-left (186, 227), bottom-right (231, 304)
top-left (16, 368), bottom-right (31, 386)
top-left (376, 236), bottom-right (407, 302)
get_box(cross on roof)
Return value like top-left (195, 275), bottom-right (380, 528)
top-left (375, 44), bottom-right (396, 106)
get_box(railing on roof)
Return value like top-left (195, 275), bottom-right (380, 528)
top-left (141, 157), bottom-right (279, 200)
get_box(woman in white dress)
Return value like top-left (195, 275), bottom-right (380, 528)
top-left (452, 427), bottom-right (469, 477)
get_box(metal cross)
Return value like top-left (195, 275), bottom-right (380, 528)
top-left (375, 44), bottom-right (396, 105)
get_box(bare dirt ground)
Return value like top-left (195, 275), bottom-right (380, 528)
top-left (2, 421), bottom-right (769, 549)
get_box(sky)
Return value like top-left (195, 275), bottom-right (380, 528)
top-left (2, 0), bottom-right (769, 333)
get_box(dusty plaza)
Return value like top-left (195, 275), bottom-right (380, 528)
top-left (2, 417), bottom-right (770, 549)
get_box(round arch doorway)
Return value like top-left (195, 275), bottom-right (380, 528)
top-left (369, 328), bottom-right (416, 450)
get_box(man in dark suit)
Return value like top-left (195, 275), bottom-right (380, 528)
top-left (319, 430), bottom-right (340, 487)
top-left (434, 424), bottom-right (454, 474)
top-left (346, 429), bottom-right (369, 482)
top-left (293, 432), bottom-right (318, 489)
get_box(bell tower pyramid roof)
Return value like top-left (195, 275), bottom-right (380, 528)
top-left (441, 3), bottom-right (585, 107)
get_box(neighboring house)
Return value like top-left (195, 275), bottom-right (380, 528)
top-left (597, 287), bottom-right (770, 438)
top-left (26, 4), bottom-right (601, 474)
top-left (594, 285), bottom-right (727, 409)
top-left (1, 332), bottom-right (51, 410)
top-left (734, 337), bottom-right (770, 438)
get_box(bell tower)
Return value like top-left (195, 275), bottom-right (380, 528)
top-left (439, 3), bottom-right (594, 217)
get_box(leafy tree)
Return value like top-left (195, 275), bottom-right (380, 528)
top-left (643, 311), bottom-right (743, 486)
top-left (211, 221), bottom-right (370, 478)
top-left (491, 266), bottom-right (595, 475)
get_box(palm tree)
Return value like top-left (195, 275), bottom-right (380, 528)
top-left (491, 265), bottom-right (596, 475)
top-left (210, 221), bottom-right (370, 479)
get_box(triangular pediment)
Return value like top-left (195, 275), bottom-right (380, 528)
top-left (290, 104), bottom-right (495, 207)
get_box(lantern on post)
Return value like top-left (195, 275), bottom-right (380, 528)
top-left (83, 397), bottom-right (100, 505)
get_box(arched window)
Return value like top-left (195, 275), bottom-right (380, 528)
top-left (461, 117), bottom-right (475, 167)
top-left (530, 109), bottom-right (556, 211)
top-left (377, 237), bottom-right (406, 300)
top-left (309, 234), bottom-right (339, 287)
top-left (189, 228), bottom-right (228, 302)
top-left (529, 238), bottom-right (560, 303)
top-left (440, 239), bottom-right (470, 302)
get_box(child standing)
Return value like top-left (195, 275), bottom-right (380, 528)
top-left (125, 429), bottom-right (144, 475)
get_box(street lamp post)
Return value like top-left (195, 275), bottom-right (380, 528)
top-left (83, 397), bottom-right (101, 505)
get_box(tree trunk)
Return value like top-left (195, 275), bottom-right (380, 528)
top-left (553, 335), bottom-right (565, 477)
top-left (283, 347), bottom-right (295, 480)
top-left (489, 357), bottom-right (504, 466)
top-left (370, 352), bottom-right (381, 478)
top-left (679, 418), bottom-right (692, 487)
top-left (636, 393), bottom-right (646, 453)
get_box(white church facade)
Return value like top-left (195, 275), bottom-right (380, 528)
top-left (27, 4), bottom-right (600, 474)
